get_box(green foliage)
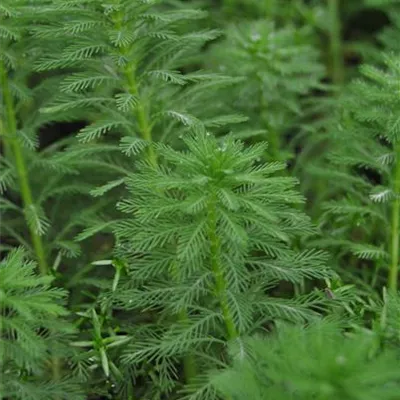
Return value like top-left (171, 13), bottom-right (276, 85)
top-left (2, 0), bottom-right (400, 399)
top-left (0, 0), bottom-right (121, 274)
top-left (369, 288), bottom-right (400, 346)
top-left (365, 0), bottom-right (400, 54)
top-left (36, 0), bottom-right (244, 158)
top-left (213, 319), bottom-right (400, 400)
top-left (206, 20), bottom-right (325, 160)
top-left (107, 130), bottom-right (332, 398)
top-left (0, 248), bottom-right (83, 399)
top-left (308, 53), bottom-right (400, 291)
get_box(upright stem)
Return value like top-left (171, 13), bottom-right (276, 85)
top-left (264, 0), bottom-right (276, 17)
top-left (0, 119), bottom-right (11, 159)
top-left (328, 0), bottom-right (345, 86)
top-left (179, 310), bottom-right (197, 382)
top-left (170, 258), bottom-right (197, 383)
top-left (222, 0), bottom-right (236, 16)
top-left (112, 6), bottom-right (157, 167)
top-left (1, 61), bottom-right (61, 392)
top-left (208, 198), bottom-right (236, 400)
top-left (113, 7), bottom-right (195, 382)
top-left (389, 144), bottom-right (400, 293)
top-left (0, 62), bottom-right (48, 275)
top-left (123, 68), bottom-right (157, 167)
top-left (208, 195), bottom-right (238, 340)
top-left (267, 126), bottom-right (281, 162)
top-left (258, 78), bottom-right (281, 162)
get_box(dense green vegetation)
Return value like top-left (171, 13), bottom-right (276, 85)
top-left (3, 1), bottom-right (400, 399)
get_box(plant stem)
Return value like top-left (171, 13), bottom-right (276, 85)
top-left (113, 8), bottom-right (194, 382)
top-left (170, 258), bottom-right (198, 383)
top-left (112, 6), bottom-right (157, 167)
top-left (179, 310), bottom-right (198, 382)
top-left (208, 195), bottom-right (238, 340)
top-left (207, 196), bottom-right (237, 400)
top-left (0, 61), bottom-right (48, 275)
top-left (389, 144), bottom-right (400, 293)
top-left (1, 61), bottom-right (61, 393)
top-left (123, 67), bottom-right (157, 167)
top-left (267, 127), bottom-right (281, 162)
top-left (258, 77), bottom-right (282, 162)
top-left (222, 0), bottom-right (236, 16)
top-left (0, 119), bottom-right (11, 160)
top-left (328, 0), bottom-right (345, 85)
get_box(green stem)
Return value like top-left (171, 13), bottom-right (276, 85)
top-left (328, 0), bottom-right (345, 85)
top-left (170, 257), bottom-right (197, 383)
top-left (267, 126), bottom-right (281, 162)
top-left (0, 61), bottom-right (61, 394)
top-left (179, 310), bottom-right (197, 382)
top-left (389, 144), bottom-right (400, 293)
top-left (0, 119), bottom-right (11, 160)
top-left (264, 0), bottom-right (276, 17)
top-left (112, 6), bottom-right (157, 167)
top-left (0, 62), bottom-right (48, 275)
top-left (222, 0), bottom-right (236, 15)
top-left (113, 8), bottom-right (193, 382)
top-left (208, 195), bottom-right (238, 340)
top-left (123, 66), bottom-right (157, 167)
top-left (257, 77), bottom-right (282, 162)
top-left (51, 355), bottom-right (61, 381)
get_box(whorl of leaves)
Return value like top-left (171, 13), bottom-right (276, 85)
top-left (213, 319), bottom-right (400, 400)
top-left (108, 130), bottom-right (332, 399)
top-left (0, 248), bottom-right (83, 400)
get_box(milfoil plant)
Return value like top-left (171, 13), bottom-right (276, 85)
top-left (103, 130), bottom-right (333, 399)
top-left (0, 248), bottom-right (83, 399)
top-left (206, 19), bottom-right (325, 161)
top-left (36, 0), bottom-right (246, 165)
top-left (0, 0), bottom-right (123, 276)
top-left (311, 53), bottom-right (400, 293)
top-left (213, 319), bottom-right (400, 400)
